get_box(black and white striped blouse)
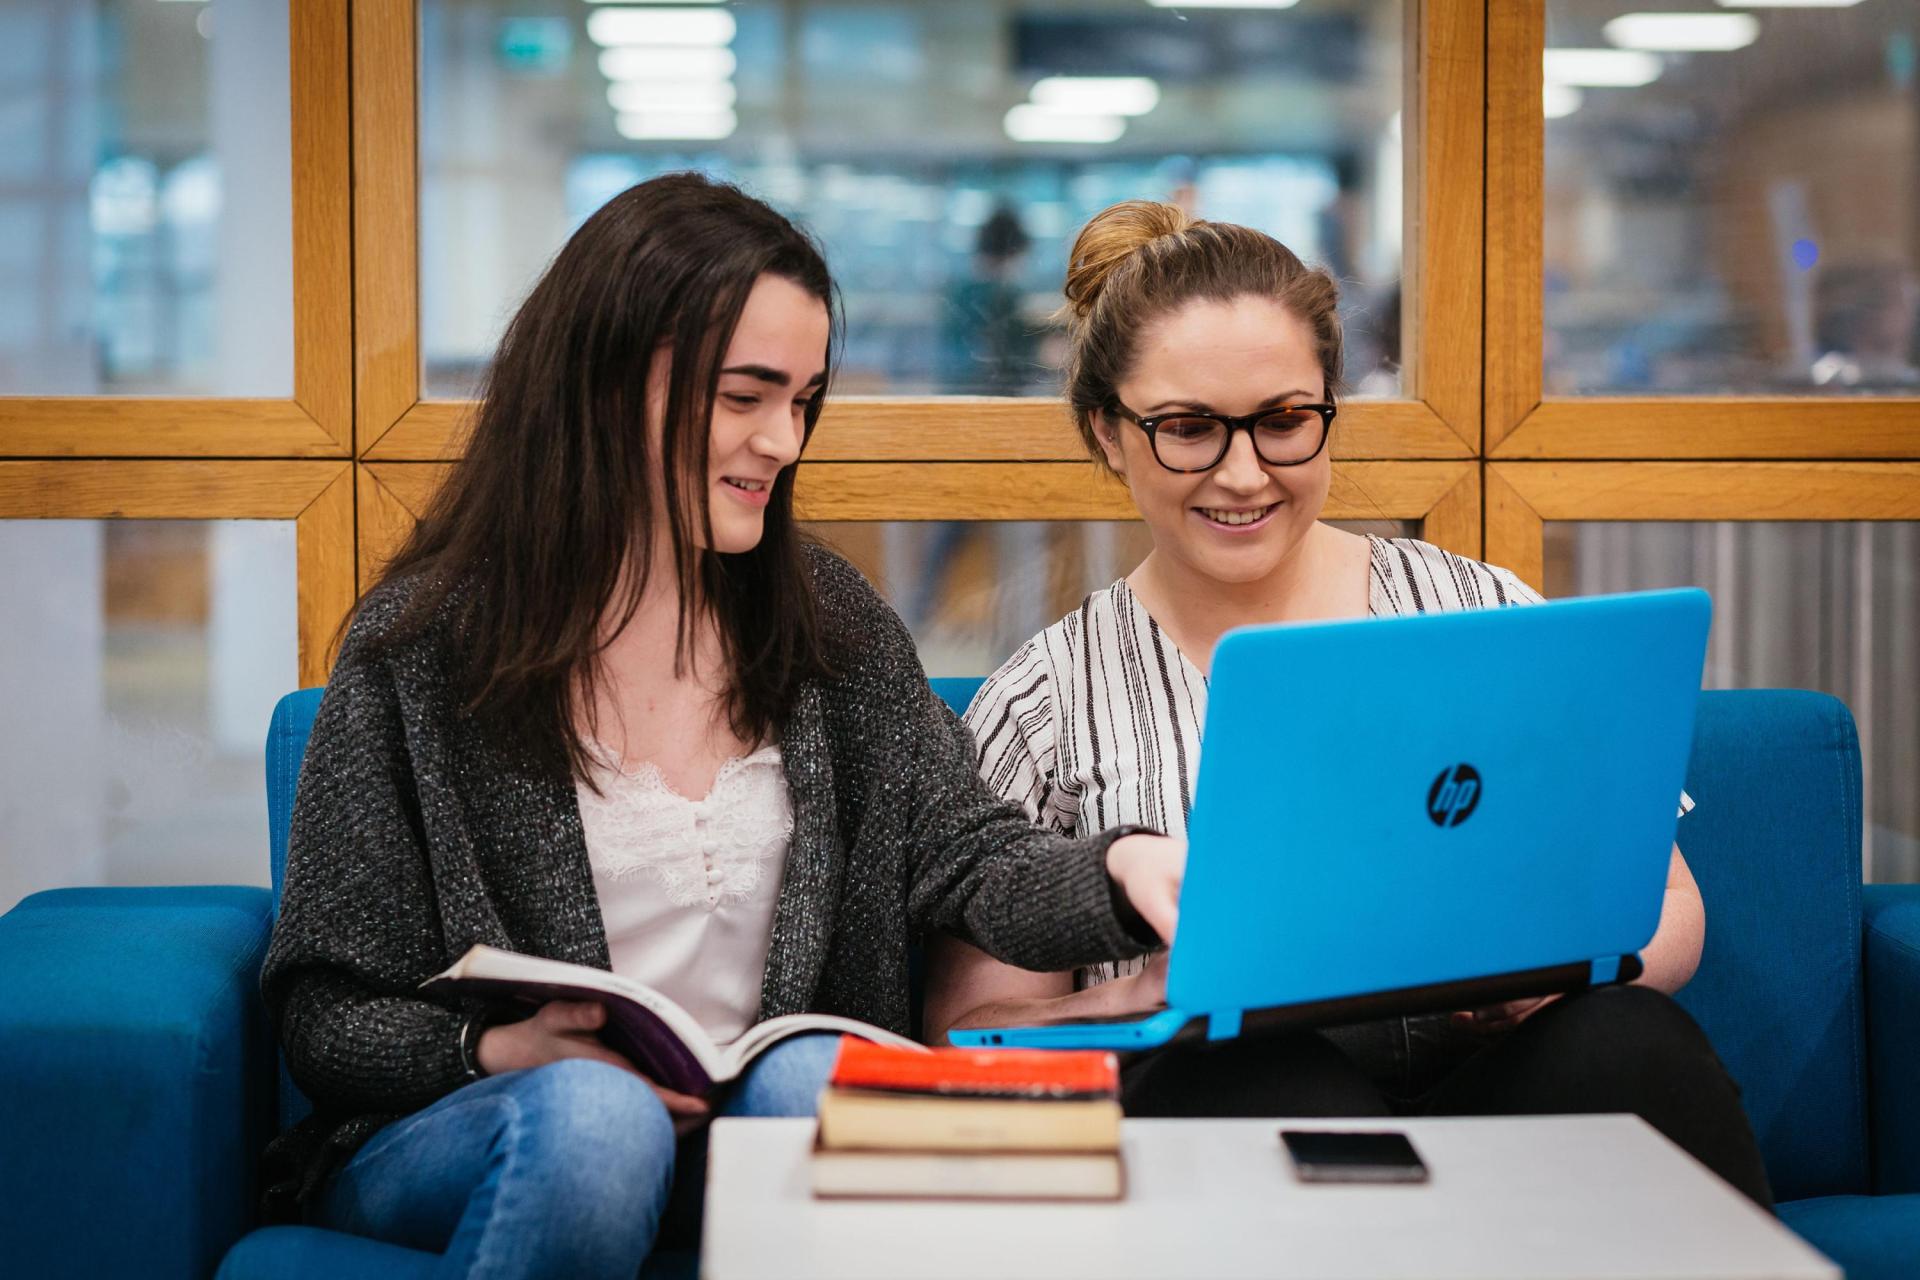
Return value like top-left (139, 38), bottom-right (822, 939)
top-left (961, 535), bottom-right (1689, 989)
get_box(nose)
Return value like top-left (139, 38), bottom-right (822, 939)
top-left (751, 411), bottom-right (805, 468)
top-left (1209, 429), bottom-right (1268, 495)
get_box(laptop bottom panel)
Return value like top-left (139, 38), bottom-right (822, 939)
top-left (948, 1007), bottom-right (1197, 1051)
top-left (947, 955), bottom-right (1642, 1053)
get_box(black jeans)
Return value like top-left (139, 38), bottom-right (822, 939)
top-left (1120, 986), bottom-right (1773, 1208)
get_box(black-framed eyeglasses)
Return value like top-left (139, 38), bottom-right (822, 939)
top-left (1108, 400), bottom-right (1336, 473)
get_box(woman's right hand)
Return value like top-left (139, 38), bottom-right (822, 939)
top-left (477, 1000), bottom-right (711, 1132)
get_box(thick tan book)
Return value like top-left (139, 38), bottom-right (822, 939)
top-left (810, 1141), bottom-right (1125, 1202)
top-left (817, 1089), bottom-right (1121, 1153)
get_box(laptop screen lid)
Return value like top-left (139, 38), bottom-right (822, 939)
top-left (1163, 588), bottom-right (1711, 1020)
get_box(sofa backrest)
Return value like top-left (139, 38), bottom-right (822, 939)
top-left (265, 688), bottom-right (324, 1129)
top-left (1675, 689), bottom-right (1867, 1201)
top-left (929, 676), bottom-right (985, 720)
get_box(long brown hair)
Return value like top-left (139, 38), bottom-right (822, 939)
top-left (1059, 200), bottom-right (1344, 470)
top-left (365, 173), bottom-right (838, 781)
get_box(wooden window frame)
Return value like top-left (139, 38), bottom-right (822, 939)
top-left (1487, 462), bottom-right (1920, 588)
top-left (354, 1), bottom-right (1484, 465)
top-left (1484, 4), bottom-right (1920, 461)
top-left (0, 461), bottom-right (356, 686)
top-left (0, 3), bottom-right (353, 460)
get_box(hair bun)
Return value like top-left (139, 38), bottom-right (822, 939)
top-left (1061, 200), bottom-right (1197, 321)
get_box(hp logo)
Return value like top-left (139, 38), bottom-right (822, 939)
top-left (1427, 764), bottom-right (1482, 828)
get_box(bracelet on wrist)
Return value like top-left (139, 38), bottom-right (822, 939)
top-left (458, 1013), bottom-right (491, 1082)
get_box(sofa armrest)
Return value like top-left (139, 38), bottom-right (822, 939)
top-left (1865, 883), bottom-right (1920, 1195)
top-left (0, 886), bottom-right (276, 1280)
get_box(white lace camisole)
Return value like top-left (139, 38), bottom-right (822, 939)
top-left (575, 743), bottom-right (793, 1046)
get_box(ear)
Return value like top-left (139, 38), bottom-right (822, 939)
top-left (1093, 410), bottom-right (1129, 478)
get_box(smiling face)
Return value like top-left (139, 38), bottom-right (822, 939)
top-left (649, 272), bottom-right (829, 557)
top-left (1097, 294), bottom-right (1331, 587)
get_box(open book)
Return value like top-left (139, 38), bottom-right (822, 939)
top-left (422, 945), bottom-right (925, 1097)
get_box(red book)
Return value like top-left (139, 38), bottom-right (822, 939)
top-left (829, 1038), bottom-right (1119, 1100)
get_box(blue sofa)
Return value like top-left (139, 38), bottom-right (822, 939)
top-left (2, 685), bottom-right (1915, 1278)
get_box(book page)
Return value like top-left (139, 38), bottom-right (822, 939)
top-left (719, 1012), bottom-right (927, 1079)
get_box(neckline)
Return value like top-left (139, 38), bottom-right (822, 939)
top-left (584, 740), bottom-right (782, 803)
top-left (1111, 533), bottom-right (1389, 683)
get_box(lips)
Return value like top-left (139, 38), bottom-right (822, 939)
top-left (720, 475), bottom-right (774, 508)
top-left (1195, 503), bottom-right (1277, 530)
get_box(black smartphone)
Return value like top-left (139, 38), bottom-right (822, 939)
top-left (1280, 1130), bottom-right (1429, 1184)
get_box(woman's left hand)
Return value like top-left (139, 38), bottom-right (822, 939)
top-left (1107, 832), bottom-right (1186, 944)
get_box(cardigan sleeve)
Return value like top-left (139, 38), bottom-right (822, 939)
top-left (809, 549), bottom-right (1154, 973)
top-left (259, 610), bottom-right (473, 1117)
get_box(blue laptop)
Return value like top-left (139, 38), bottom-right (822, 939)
top-left (950, 588), bottom-right (1711, 1052)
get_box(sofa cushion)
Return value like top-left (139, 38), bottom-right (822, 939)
top-left (1778, 1193), bottom-right (1920, 1280)
top-left (0, 886), bottom-right (275, 1280)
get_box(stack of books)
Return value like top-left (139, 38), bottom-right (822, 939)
top-left (810, 1038), bottom-right (1125, 1201)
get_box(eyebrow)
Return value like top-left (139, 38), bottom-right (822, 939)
top-left (720, 364), bottom-right (827, 390)
top-left (1142, 389), bottom-right (1317, 414)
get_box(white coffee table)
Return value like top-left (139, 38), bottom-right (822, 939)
top-left (701, 1114), bottom-right (1836, 1279)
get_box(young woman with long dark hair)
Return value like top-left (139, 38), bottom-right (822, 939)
top-left (260, 175), bottom-right (1183, 1276)
top-left (924, 200), bottom-right (1773, 1207)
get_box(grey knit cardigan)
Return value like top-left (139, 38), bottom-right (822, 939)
top-left (259, 545), bottom-right (1152, 1209)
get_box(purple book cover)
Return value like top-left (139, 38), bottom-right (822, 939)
top-left (423, 975), bottom-right (717, 1096)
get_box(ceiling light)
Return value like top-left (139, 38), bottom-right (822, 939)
top-left (1716, 0), bottom-right (1859, 7)
top-left (1029, 76), bottom-right (1161, 116)
top-left (608, 80), bottom-right (737, 112)
top-left (599, 46), bottom-right (736, 80)
top-left (616, 108), bottom-right (738, 140)
top-left (1604, 13), bottom-right (1758, 52)
top-left (1003, 105), bottom-right (1126, 144)
top-left (587, 8), bottom-right (735, 47)
top-left (1543, 48), bottom-right (1663, 87)
top-left (1542, 83), bottom-right (1583, 119)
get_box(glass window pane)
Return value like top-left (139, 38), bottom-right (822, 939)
top-left (0, 0), bottom-right (294, 396)
top-left (807, 518), bottom-right (1415, 677)
top-left (420, 1), bottom-right (1408, 400)
top-left (1544, 2), bottom-right (1918, 397)
top-left (1545, 521), bottom-right (1920, 882)
top-left (0, 520), bottom-right (297, 912)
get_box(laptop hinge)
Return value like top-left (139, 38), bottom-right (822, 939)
top-left (1589, 955), bottom-right (1623, 987)
top-left (1207, 1010), bottom-right (1243, 1041)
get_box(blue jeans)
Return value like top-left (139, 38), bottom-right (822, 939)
top-left (314, 1033), bottom-right (842, 1279)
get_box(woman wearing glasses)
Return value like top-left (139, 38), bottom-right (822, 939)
top-left (922, 200), bottom-right (1772, 1206)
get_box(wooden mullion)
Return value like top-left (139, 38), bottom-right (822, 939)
top-left (1484, 0), bottom-right (1544, 453)
top-left (1492, 399), bottom-right (1920, 460)
top-left (1485, 462), bottom-right (1546, 590)
top-left (1493, 461), bottom-right (1920, 521)
top-left (1407, 0), bottom-right (1485, 451)
top-left (352, 0), bottom-right (421, 457)
top-left (0, 399), bottom-right (342, 457)
top-left (291, 0), bottom-right (354, 451)
top-left (1420, 464), bottom-right (1484, 560)
top-left (295, 463), bottom-right (357, 684)
top-left (357, 461), bottom-right (432, 585)
top-left (0, 460), bottom-right (340, 516)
